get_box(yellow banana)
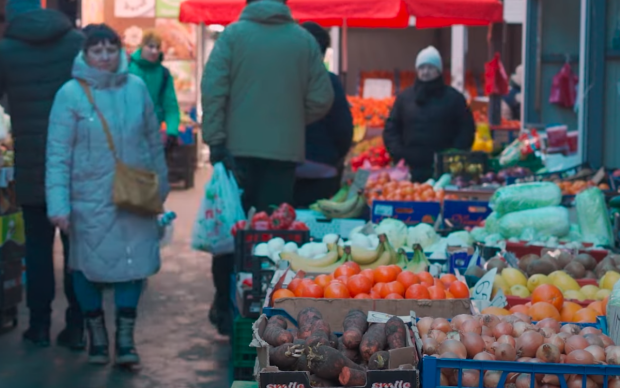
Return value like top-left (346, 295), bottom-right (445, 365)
top-left (396, 249), bottom-right (408, 268)
top-left (350, 244), bottom-right (384, 265)
top-left (359, 250), bottom-right (392, 270)
top-left (381, 236), bottom-right (398, 264)
top-left (317, 190), bottom-right (364, 218)
top-left (280, 250), bottom-right (339, 271)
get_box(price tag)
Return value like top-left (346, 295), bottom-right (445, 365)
top-left (467, 248), bottom-right (481, 270)
top-left (362, 79), bottom-right (393, 99)
top-left (472, 299), bottom-right (491, 313)
top-left (454, 269), bottom-right (467, 284)
top-left (348, 169), bottom-right (371, 199)
top-left (374, 204), bottom-right (394, 217)
top-left (366, 311), bottom-right (412, 324)
top-left (490, 289), bottom-right (508, 308)
top-left (592, 167), bottom-right (606, 185)
top-left (429, 264), bottom-right (442, 278)
top-left (471, 268), bottom-right (497, 301)
top-left (503, 252), bottom-right (519, 268)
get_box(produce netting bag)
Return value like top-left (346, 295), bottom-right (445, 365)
top-left (490, 182), bottom-right (562, 215)
top-left (484, 212), bottom-right (501, 234)
top-left (498, 206), bottom-right (570, 239)
top-left (576, 188), bottom-right (614, 246)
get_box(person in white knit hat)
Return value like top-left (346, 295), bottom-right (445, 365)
top-left (383, 46), bottom-right (475, 182)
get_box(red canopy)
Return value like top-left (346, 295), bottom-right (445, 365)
top-left (179, 0), bottom-right (503, 28)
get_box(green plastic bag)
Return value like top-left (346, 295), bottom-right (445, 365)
top-left (576, 188), bottom-right (614, 246)
top-left (498, 206), bottom-right (570, 239)
top-left (484, 212), bottom-right (501, 234)
top-left (490, 182), bottom-right (562, 215)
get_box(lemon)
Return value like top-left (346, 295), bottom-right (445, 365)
top-left (493, 275), bottom-right (511, 297)
top-left (511, 285), bottom-right (531, 298)
top-left (502, 268), bottom-right (528, 288)
top-left (564, 290), bottom-right (587, 302)
top-left (553, 274), bottom-right (581, 292)
top-left (527, 274), bottom-right (551, 292)
top-left (595, 289), bottom-right (612, 300)
top-left (600, 271), bottom-right (620, 290)
top-left (548, 270), bottom-right (567, 284)
top-left (580, 285), bottom-right (600, 300)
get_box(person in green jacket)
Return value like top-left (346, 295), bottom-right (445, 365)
top-left (129, 30), bottom-right (180, 151)
top-left (201, 0), bottom-right (334, 336)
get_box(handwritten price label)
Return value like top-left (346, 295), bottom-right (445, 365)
top-left (366, 311), bottom-right (412, 324)
top-left (472, 268), bottom-right (497, 301)
top-left (490, 289), bottom-right (508, 308)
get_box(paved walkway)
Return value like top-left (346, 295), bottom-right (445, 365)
top-left (0, 168), bottom-right (232, 388)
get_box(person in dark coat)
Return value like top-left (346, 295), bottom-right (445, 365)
top-left (294, 22), bottom-right (354, 207)
top-left (0, 0), bottom-right (85, 348)
top-left (383, 46), bottom-right (475, 182)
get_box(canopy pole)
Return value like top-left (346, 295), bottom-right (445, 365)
top-left (330, 27), bottom-right (341, 75)
top-left (450, 25), bottom-right (468, 94)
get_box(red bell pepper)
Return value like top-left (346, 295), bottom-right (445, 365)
top-left (289, 221), bottom-right (309, 231)
top-left (230, 220), bottom-right (247, 237)
top-left (251, 211), bottom-right (270, 230)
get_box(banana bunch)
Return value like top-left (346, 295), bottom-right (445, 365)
top-left (340, 234), bottom-right (395, 270)
top-left (316, 190), bottom-right (366, 219)
top-left (280, 242), bottom-right (345, 273)
top-left (309, 184), bottom-right (349, 213)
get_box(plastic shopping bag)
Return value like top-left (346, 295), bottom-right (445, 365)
top-left (576, 188), bottom-right (614, 247)
top-left (191, 163), bottom-right (246, 255)
top-left (498, 206), bottom-right (570, 239)
top-left (490, 182), bottom-right (562, 216)
top-left (0, 105), bottom-right (8, 141)
top-left (484, 52), bottom-right (509, 96)
top-left (549, 63), bottom-right (578, 109)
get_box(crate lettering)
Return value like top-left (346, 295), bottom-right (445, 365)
top-left (371, 381), bottom-right (412, 388)
top-left (266, 384), bottom-right (306, 388)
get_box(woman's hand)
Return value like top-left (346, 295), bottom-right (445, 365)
top-left (50, 216), bottom-right (70, 232)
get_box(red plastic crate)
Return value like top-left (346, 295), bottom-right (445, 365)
top-left (505, 295), bottom-right (593, 309)
top-left (505, 241), bottom-right (609, 263)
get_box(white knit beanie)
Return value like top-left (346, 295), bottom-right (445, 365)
top-left (416, 46), bottom-right (443, 72)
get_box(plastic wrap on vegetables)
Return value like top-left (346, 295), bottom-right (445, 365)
top-left (490, 182), bottom-right (562, 215)
top-left (498, 206), bottom-right (570, 239)
top-left (484, 212), bottom-right (501, 234)
top-left (576, 187), bottom-right (614, 246)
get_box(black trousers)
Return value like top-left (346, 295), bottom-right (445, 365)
top-left (293, 176), bottom-right (341, 208)
top-left (22, 205), bottom-right (82, 328)
top-left (211, 157), bottom-right (297, 312)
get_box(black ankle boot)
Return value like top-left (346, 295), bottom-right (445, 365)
top-left (115, 308), bottom-right (140, 366)
top-left (85, 310), bottom-right (110, 364)
top-left (57, 309), bottom-right (86, 351)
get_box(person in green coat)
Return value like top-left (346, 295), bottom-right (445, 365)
top-left (129, 30), bottom-right (180, 151)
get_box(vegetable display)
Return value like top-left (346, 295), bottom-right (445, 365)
top-left (230, 203), bottom-right (309, 236)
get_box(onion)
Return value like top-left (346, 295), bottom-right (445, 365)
top-left (559, 354), bottom-right (566, 363)
top-left (482, 335), bottom-right (495, 354)
top-left (484, 371), bottom-right (501, 388)
top-left (566, 349), bottom-right (595, 365)
top-left (560, 324), bottom-right (581, 336)
top-left (583, 333), bottom-right (604, 347)
top-left (481, 325), bottom-right (493, 337)
top-left (584, 345), bottom-right (605, 362)
top-left (557, 332), bottom-right (572, 341)
top-left (439, 351), bottom-right (459, 359)
top-left (606, 346), bottom-right (620, 365)
top-left (544, 334), bottom-right (565, 354)
top-left (599, 334), bottom-right (614, 348)
top-left (478, 314), bottom-right (501, 331)
top-left (452, 314), bottom-right (473, 330)
top-left (535, 343), bottom-right (561, 363)
top-left (541, 375), bottom-right (560, 385)
top-left (565, 335), bottom-right (589, 354)
top-left (536, 318), bottom-right (561, 334)
top-left (580, 327), bottom-right (601, 336)
top-left (474, 352), bottom-right (495, 361)
top-left (461, 319), bottom-right (482, 335)
top-left (461, 333), bottom-right (486, 358)
top-left (447, 330), bottom-right (461, 341)
top-left (418, 317), bottom-right (434, 337)
top-left (503, 315), bottom-right (524, 325)
top-left (432, 318), bottom-right (451, 333)
top-left (440, 339), bottom-right (467, 359)
top-left (513, 321), bottom-right (537, 337)
top-left (517, 374), bottom-right (537, 388)
top-left (423, 338), bottom-right (439, 355)
top-left (493, 343), bottom-right (517, 361)
top-left (440, 372), bottom-right (450, 387)
top-left (462, 369), bottom-right (481, 387)
top-left (517, 357), bottom-right (532, 362)
top-left (427, 330), bottom-right (447, 343)
top-left (498, 335), bottom-right (516, 347)
top-left (539, 328), bottom-right (556, 339)
top-left (567, 375), bottom-right (597, 388)
top-left (493, 322), bottom-right (514, 338)
top-left (513, 312), bottom-right (531, 323)
top-left (517, 331), bottom-right (545, 358)
top-left (610, 377), bottom-right (620, 388)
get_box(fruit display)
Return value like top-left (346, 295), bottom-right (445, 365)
top-left (418, 312), bottom-right (619, 388)
top-left (347, 96), bottom-right (395, 129)
top-left (365, 173), bottom-right (458, 204)
top-left (556, 180), bottom-right (611, 195)
top-left (310, 189), bottom-right (366, 219)
top-left (258, 308), bottom-right (415, 387)
top-left (349, 144), bottom-right (391, 172)
top-left (438, 152), bottom-right (486, 179)
top-left (0, 144), bottom-right (13, 167)
top-left (230, 203), bottom-right (309, 236)
top-left (349, 137), bottom-right (384, 157)
top-left (516, 250), bottom-right (616, 280)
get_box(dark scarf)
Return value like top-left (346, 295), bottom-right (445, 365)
top-left (413, 76), bottom-right (446, 105)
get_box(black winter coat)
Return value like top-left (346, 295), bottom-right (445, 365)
top-left (0, 10), bottom-right (84, 205)
top-left (305, 72), bottom-right (353, 168)
top-left (383, 82), bottom-right (475, 182)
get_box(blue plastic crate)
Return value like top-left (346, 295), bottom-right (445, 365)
top-left (372, 200), bottom-right (441, 226)
top-left (443, 200), bottom-right (492, 228)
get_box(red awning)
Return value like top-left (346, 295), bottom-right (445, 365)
top-left (404, 0), bottom-right (504, 28)
top-left (179, 0), bottom-right (410, 28)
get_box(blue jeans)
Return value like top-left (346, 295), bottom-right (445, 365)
top-left (72, 271), bottom-right (143, 313)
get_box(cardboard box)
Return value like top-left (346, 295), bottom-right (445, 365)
top-left (252, 312), bottom-right (420, 388)
top-left (443, 200), bottom-right (492, 228)
top-left (371, 201), bottom-right (440, 226)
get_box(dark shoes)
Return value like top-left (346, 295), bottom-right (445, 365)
top-left (57, 324), bottom-right (86, 350)
top-left (209, 305), bottom-right (232, 336)
top-left (115, 308), bottom-right (140, 366)
top-left (22, 326), bottom-right (51, 347)
top-left (85, 310), bottom-right (110, 365)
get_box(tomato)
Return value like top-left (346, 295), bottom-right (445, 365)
top-left (343, 262), bottom-right (361, 274)
top-left (348, 275), bottom-right (373, 297)
top-left (428, 286), bottom-right (446, 300)
top-left (301, 283), bottom-right (324, 298)
top-left (384, 293), bottom-right (404, 299)
top-left (276, 203), bottom-right (296, 229)
top-left (380, 281), bottom-right (405, 298)
top-left (324, 283), bottom-right (351, 299)
top-left (448, 281), bottom-right (470, 299)
top-left (405, 284), bottom-right (430, 299)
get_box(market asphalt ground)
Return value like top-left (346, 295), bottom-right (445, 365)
top-left (0, 168), bottom-right (233, 388)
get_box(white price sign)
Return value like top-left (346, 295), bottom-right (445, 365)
top-left (490, 289), bottom-right (508, 308)
top-left (366, 311), bottom-right (412, 324)
top-left (471, 268), bottom-right (497, 301)
top-left (454, 269), bottom-right (467, 284)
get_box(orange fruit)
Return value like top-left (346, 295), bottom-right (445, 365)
top-left (482, 307), bottom-right (511, 316)
top-left (588, 301), bottom-right (604, 316)
top-left (428, 286), bottom-right (446, 300)
top-left (343, 262), bottom-right (361, 274)
top-left (294, 279), bottom-right (315, 297)
top-left (301, 283), bottom-right (324, 298)
top-left (560, 301), bottom-right (583, 322)
top-left (385, 293), bottom-right (404, 299)
top-left (314, 274), bottom-right (333, 288)
top-left (389, 265), bottom-right (403, 275)
top-left (396, 271), bottom-right (420, 289)
top-left (418, 271), bottom-right (434, 285)
top-left (324, 283), bottom-right (351, 299)
top-left (347, 274), bottom-right (373, 297)
top-left (380, 281), bottom-right (405, 298)
top-left (405, 284), bottom-right (430, 299)
top-left (334, 265), bottom-right (358, 279)
top-left (573, 308), bottom-right (598, 323)
top-left (374, 266), bottom-right (398, 283)
top-left (272, 289), bottom-right (295, 301)
top-left (509, 305), bottom-right (529, 315)
top-left (440, 274), bottom-right (458, 288)
top-left (354, 293), bottom-right (372, 299)
top-left (360, 269), bottom-right (375, 283)
top-left (531, 284), bottom-right (564, 311)
top-left (529, 302), bottom-right (561, 321)
top-left (603, 295), bottom-right (609, 315)
top-left (448, 281), bottom-right (469, 299)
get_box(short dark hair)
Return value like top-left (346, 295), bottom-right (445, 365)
top-left (301, 22), bottom-right (330, 56)
top-left (82, 24), bottom-right (122, 51)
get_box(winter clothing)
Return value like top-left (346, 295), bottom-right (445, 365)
top-left (73, 272), bottom-right (143, 312)
top-left (294, 176), bottom-right (341, 208)
top-left (84, 311), bottom-right (110, 364)
top-left (235, 157), bottom-right (297, 213)
top-left (116, 308), bottom-right (140, 365)
top-left (46, 51), bottom-right (169, 284)
top-left (128, 49), bottom-right (180, 136)
top-left (0, 9), bottom-right (84, 206)
top-left (383, 78), bottom-right (475, 182)
top-left (502, 65), bottom-right (523, 120)
top-left (5, 0), bottom-right (41, 22)
top-left (416, 46), bottom-right (443, 72)
top-left (201, 0), bottom-right (334, 163)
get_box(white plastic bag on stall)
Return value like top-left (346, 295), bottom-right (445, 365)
top-left (0, 105), bottom-right (8, 141)
top-left (191, 162), bottom-right (246, 255)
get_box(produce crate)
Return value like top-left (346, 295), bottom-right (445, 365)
top-left (505, 241), bottom-right (609, 263)
top-left (233, 366), bottom-right (255, 382)
top-left (421, 356), bottom-right (620, 388)
top-left (233, 316), bottom-right (257, 368)
top-left (234, 230), bottom-right (310, 273)
top-left (371, 200), bottom-right (441, 226)
top-left (434, 151), bottom-right (488, 181)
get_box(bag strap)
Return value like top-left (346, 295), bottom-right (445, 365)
top-left (77, 79), bottom-right (118, 162)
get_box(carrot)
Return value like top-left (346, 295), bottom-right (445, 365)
top-left (342, 309), bottom-right (368, 350)
top-left (329, 332), bottom-right (339, 348)
top-left (288, 327), bottom-right (298, 338)
top-left (368, 350), bottom-right (390, 370)
top-left (338, 337), bottom-right (362, 363)
top-left (269, 343), bottom-right (306, 369)
top-left (339, 366), bottom-right (367, 387)
top-left (307, 344), bottom-right (364, 380)
top-left (306, 318), bottom-right (332, 347)
top-left (263, 317), bottom-right (294, 347)
top-left (385, 316), bottom-right (407, 349)
top-left (297, 307), bottom-right (322, 339)
top-left (269, 315), bottom-right (288, 329)
top-left (360, 323), bottom-right (387, 361)
top-left (309, 374), bottom-right (337, 387)
top-left (293, 353), bottom-right (310, 372)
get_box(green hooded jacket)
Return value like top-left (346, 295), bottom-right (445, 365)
top-left (129, 49), bottom-right (180, 135)
top-left (201, 0), bottom-right (334, 163)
